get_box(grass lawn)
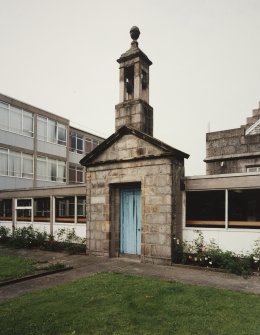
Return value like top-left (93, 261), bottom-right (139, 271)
top-left (0, 255), bottom-right (36, 281)
top-left (0, 273), bottom-right (259, 335)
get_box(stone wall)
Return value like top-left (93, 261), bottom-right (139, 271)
top-left (205, 128), bottom-right (260, 174)
top-left (85, 157), bottom-right (184, 265)
top-left (205, 104), bottom-right (260, 175)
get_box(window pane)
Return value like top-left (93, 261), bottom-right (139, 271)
top-left (17, 209), bottom-right (31, 221)
top-left (70, 132), bottom-right (76, 151)
top-left (17, 199), bottom-right (31, 207)
top-left (37, 157), bottom-right (47, 180)
top-left (23, 111), bottom-right (33, 137)
top-left (9, 151), bottom-right (21, 177)
top-left (55, 196), bottom-right (75, 223)
top-left (34, 198), bottom-right (50, 221)
top-left (57, 161), bottom-right (66, 182)
top-left (186, 191), bottom-right (225, 228)
top-left (93, 140), bottom-right (99, 149)
top-left (37, 116), bottom-right (47, 141)
top-left (22, 153), bottom-right (33, 178)
top-left (85, 138), bottom-right (92, 153)
top-left (77, 168), bottom-right (83, 183)
top-left (48, 159), bottom-right (57, 181)
top-left (0, 148), bottom-right (8, 175)
top-left (228, 189), bottom-right (260, 229)
top-left (0, 102), bottom-right (9, 130)
top-left (10, 106), bottom-right (22, 134)
top-left (69, 166), bottom-right (76, 183)
top-left (0, 199), bottom-right (12, 221)
top-left (48, 119), bottom-right (56, 143)
top-left (77, 135), bottom-right (83, 154)
top-left (57, 124), bottom-right (66, 145)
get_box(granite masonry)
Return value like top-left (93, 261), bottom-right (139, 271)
top-left (205, 104), bottom-right (260, 174)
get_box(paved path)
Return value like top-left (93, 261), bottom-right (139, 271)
top-left (1, 248), bottom-right (260, 300)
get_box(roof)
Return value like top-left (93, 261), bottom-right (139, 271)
top-left (80, 125), bottom-right (189, 167)
top-left (117, 43), bottom-right (152, 66)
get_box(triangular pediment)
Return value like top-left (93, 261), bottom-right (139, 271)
top-left (80, 126), bottom-right (189, 167)
top-left (246, 118), bottom-right (260, 135)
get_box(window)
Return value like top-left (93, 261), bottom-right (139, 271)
top-left (37, 116), bottom-right (47, 141)
top-left (36, 156), bottom-right (66, 183)
top-left (22, 154), bottom-right (33, 178)
top-left (16, 198), bottom-right (32, 222)
top-left (9, 106), bottom-right (22, 134)
top-left (247, 166), bottom-right (260, 173)
top-left (0, 148), bottom-right (33, 179)
top-left (37, 116), bottom-right (67, 146)
top-left (228, 189), bottom-right (260, 229)
top-left (0, 101), bottom-right (34, 137)
top-left (186, 189), bottom-right (260, 230)
top-left (55, 196), bottom-right (86, 223)
top-left (0, 148), bottom-right (8, 175)
top-left (0, 199), bottom-right (12, 221)
top-left (34, 198), bottom-right (50, 222)
top-left (69, 132), bottom-right (83, 154)
top-left (9, 151), bottom-right (21, 177)
top-left (186, 191), bottom-right (225, 228)
top-left (77, 196), bottom-right (86, 223)
top-left (85, 137), bottom-right (100, 154)
top-left (0, 102), bottom-right (9, 130)
top-left (69, 165), bottom-right (84, 184)
top-left (55, 196), bottom-right (75, 223)
top-left (58, 124), bottom-right (66, 145)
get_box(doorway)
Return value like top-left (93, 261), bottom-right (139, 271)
top-left (120, 188), bottom-right (141, 255)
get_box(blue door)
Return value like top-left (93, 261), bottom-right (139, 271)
top-left (120, 188), bottom-right (141, 255)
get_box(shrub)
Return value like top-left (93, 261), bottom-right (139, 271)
top-left (43, 228), bottom-right (86, 254)
top-left (9, 226), bottom-right (48, 249)
top-left (0, 226), bottom-right (11, 243)
top-left (173, 231), bottom-right (254, 276)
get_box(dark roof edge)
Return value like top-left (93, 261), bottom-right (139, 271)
top-left (117, 49), bottom-right (152, 66)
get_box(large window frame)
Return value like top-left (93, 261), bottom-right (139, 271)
top-left (55, 195), bottom-right (86, 224)
top-left (69, 165), bottom-right (84, 184)
top-left (69, 131), bottom-right (84, 154)
top-left (37, 116), bottom-right (67, 146)
top-left (0, 101), bottom-right (34, 137)
top-left (0, 199), bottom-right (12, 221)
top-left (185, 188), bottom-right (260, 230)
top-left (15, 198), bottom-right (33, 222)
top-left (36, 156), bottom-right (66, 183)
top-left (0, 148), bottom-right (33, 179)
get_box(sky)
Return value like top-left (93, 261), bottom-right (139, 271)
top-left (1, 0), bottom-right (260, 176)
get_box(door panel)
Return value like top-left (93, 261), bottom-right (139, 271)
top-left (120, 189), bottom-right (141, 255)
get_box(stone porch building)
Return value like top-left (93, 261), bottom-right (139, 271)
top-left (80, 27), bottom-right (189, 264)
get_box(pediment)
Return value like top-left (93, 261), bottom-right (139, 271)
top-left (80, 126), bottom-right (189, 167)
top-left (91, 133), bottom-right (163, 163)
top-left (246, 119), bottom-right (260, 136)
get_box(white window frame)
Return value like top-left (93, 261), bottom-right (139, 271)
top-left (36, 156), bottom-right (66, 183)
top-left (37, 116), bottom-right (67, 146)
top-left (0, 101), bottom-right (34, 137)
top-left (0, 147), bottom-right (34, 179)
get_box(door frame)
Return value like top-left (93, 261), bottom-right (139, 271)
top-left (120, 187), bottom-right (141, 255)
top-left (109, 182), bottom-right (141, 258)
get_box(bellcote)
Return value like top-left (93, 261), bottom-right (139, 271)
top-left (115, 27), bottom-right (153, 136)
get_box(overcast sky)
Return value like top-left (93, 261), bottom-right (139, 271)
top-left (1, 0), bottom-right (260, 175)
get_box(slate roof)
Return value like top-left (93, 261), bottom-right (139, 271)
top-left (80, 126), bottom-right (189, 167)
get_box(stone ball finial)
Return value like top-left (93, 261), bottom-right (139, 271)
top-left (130, 26), bottom-right (140, 41)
